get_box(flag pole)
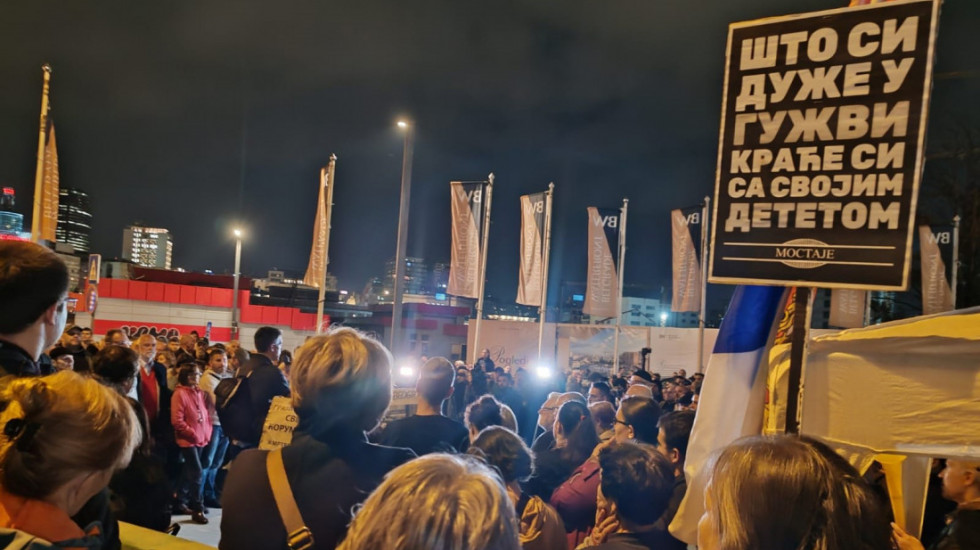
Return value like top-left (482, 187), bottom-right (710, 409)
top-left (697, 195), bottom-right (710, 373)
top-left (472, 173), bottom-right (494, 362)
top-left (612, 198), bottom-right (628, 374)
top-left (537, 182), bottom-right (555, 361)
top-left (31, 64), bottom-right (52, 243)
top-left (951, 215), bottom-right (960, 309)
top-left (316, 154), bottom-right (337, 333)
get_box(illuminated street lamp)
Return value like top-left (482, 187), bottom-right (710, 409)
top-left (231, 228), bottom-right (243, 340)
top-left (390, 119), bottom-right (414, 353)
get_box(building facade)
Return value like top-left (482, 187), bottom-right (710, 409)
top-left (122, 225), bottom-right (173, 269)
top-left (56, 187), bottom-right (93, 254)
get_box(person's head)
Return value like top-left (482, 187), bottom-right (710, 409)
top-left (0, 241), bottom-right (70, 355)
top-left (466, 395), bottom-right (504, 442)
top-left (588, 381), bottom-right (614, 405)
top-left (480, 348), bottom-right (490, 360)
top-left (49, 347), bottom-right (74, 372)
top-left (615, 396), bottom-right (661, 445)
top-left (455, 367), bottom-right (471, 385)
top-left (64, 326), bottom-right (82, 347)
top-left (338, 454), bottom-right (520, 550)
top-left (598, 442), bottom-right (675, 530)
top-left (940, 459), bottom-right (980, 505)
top-left (629, 370), bottom-right (653, 388)
top-left (0, 371), bottom-right (139, 516)
top-left (417, 357), bottom-right (456, 407)
top-left (657, 410), bottom-right (695, 474)
top-left (662, 380), bottom-right (677, 402)
top-left (105, 329), bottom-right (128, 347)
top-left (496, 372), bottom-right (513, 388)
top-left (589, 401), bottom-right (616, 434)
top-left (92, 345), bottom-right (139, 395)
top-left (290, 327), bottom-right (392, 435)
top-left (207, 348), bottom-right (229, 374)
top-left (80, 327), bottom-right (93, 344)
top-left (155, 350), bottom-right (176, 369)
top-left (179, 333), bottom-right (195, 353)
top-left (253, 326), bottom-right (283, 361)
top-left (698, 435), bottom-right (892, 550)
top-left (177, 363), bottom-right (203, 387)
top-left (468, 426), bottom-right (533, 485)
top-left (625, 383), bottom-right (654, 399)
top-left (167, 336), bottom-right (180, 353)
top-left (499, 404), bottom-right (518, 433)
top-left (537, 392), bottom-right (561, 432)
top-left (230, 346), bottom-right (250, 370)
top-left (554, 400), bottom-right (599, 466)
top-left (136, 334), bottom-right (157, 362)
top-left (677, 369), bottom-right (687, 378)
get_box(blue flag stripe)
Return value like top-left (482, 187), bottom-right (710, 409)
top-left (713, 285), bottom-right (785, 354)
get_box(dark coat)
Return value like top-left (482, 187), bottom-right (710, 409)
top-left (220, 426), bottom-right (415, 550)
top-left (136, 361), bottom-right (172, 451)
top-left (0, 340), bottom-right (40, 377)
top-left (243, 354), bottom-right (290, 445)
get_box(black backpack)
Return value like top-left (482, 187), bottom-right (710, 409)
top-left (214, 372), bottom-right (256, 444)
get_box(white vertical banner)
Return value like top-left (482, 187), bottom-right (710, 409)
top-left (583, 207), bottom-right (621, 319)
top-left (448, 182), bottom-right (484, 299)
top-left (918, 225), bottom-right (954, 315)
top-left (517, 192), bottom-right (546, 306)
top-left (671, 208), bottom-right (702, 313)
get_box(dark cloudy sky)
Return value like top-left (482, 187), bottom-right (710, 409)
top-left (2, 0), bottom-right (978, 306)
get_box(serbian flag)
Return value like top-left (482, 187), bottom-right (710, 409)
top-left (669, 285), bottom-right (786, 544)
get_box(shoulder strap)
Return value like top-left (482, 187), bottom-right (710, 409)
top-left (266, 449), bottom-right (314, 550)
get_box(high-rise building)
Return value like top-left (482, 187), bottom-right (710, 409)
top-left (385, 256), bottom-right (428, 295)
top-left (122, 225), bottom-right (173, 269)
top-left (56, 187), bottom-right (93, 254)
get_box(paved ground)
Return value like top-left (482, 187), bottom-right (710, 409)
top-left (170, 509), bottom-right (221, 548)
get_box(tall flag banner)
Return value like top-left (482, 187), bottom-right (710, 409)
top-left (670, 285), bottom-right (786, 544)
top-left (918, 225), bottom-right (954, 314)
top-left (671, 207), bottom-right (702, 312)
top-left (448, 182), bottom-right (484, 298)
top-left (583, 207), bottom-right (621, 319)
top-left (829, 289), bottom-right (867, 328)
top-left (303, 162), bottom-right (333, 288)
top-left (708, 0), bottom-right (940, 290)
top-left (517, 192), bottom-right (547, 306)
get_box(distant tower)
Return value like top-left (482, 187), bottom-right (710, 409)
top-left (56, 187), bottom-right (93, 254)
top-left (122, 225), bottom-right (173, 269)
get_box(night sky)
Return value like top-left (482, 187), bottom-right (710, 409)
top-left (2, 0), bottom-right (978, 308)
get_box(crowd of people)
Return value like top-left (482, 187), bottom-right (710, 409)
top-left (1, 240), bottom-right (977, 550)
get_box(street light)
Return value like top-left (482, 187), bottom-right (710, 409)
top-left (390, 119), bottom-right (414, 354)
top-left (231, 228), bottom-right (243, 341)
top-left (660, 312), bottom-right (668, 327)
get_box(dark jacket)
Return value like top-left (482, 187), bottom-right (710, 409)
top-left (583, 530), bottom-right (681, 550)
top-left (0, 341), bottom-right (40, 378)
top-left (243, 354), bottom-right (290, 445)
top-left (930, 504), bottom-right (980, 550)
top-left (220, 424), bottom-right (415, 550)
top-left (650, 473), bottom-right (688, 550)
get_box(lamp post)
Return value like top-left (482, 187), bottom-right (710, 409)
top-left (390, 120), bottom-right (414, 354)
top-left (231, 228), bottom-right (243, 341)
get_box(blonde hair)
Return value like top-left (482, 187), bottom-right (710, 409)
top-left (338, 454), bottom-right (520, 550)
top-left (0, 371), bottom-right (140, 499)
top-left (290, 327), bottom-right (392, 433)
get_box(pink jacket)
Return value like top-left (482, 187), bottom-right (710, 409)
top-left (171, 385), bottom-right (213, 448)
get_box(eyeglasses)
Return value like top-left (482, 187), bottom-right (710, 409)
top-left (614, 418), bottom-right (630, 426)
top-left (538, 407), bottom-right (557, 413)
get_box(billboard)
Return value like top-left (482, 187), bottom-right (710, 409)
top-left (709, 0), bottom-right (940, 289)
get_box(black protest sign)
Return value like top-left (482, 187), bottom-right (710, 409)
top-left (709, 0), bottom-right (940, 290)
